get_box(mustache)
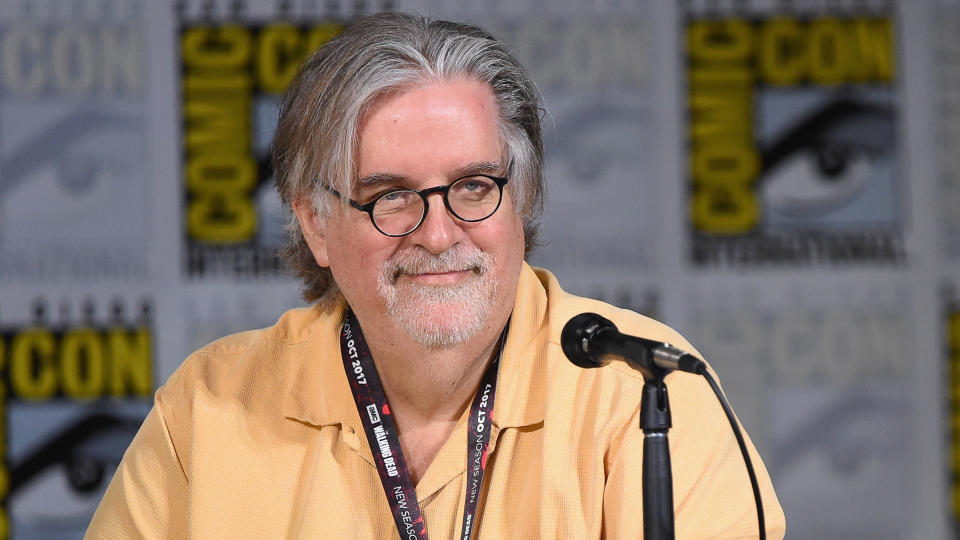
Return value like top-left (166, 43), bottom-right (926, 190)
top-left (383, 245), bottom-right (490, 282)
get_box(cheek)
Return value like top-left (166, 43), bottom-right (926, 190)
top-left (480, 214), bottom-right (525, 266)
top-left (326, 229), bottom-right (394, 288)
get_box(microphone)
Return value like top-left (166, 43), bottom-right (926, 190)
top-left (562, 313), bottom-right (767, 539)
top-left (561, 313), bottom-right (705, 377)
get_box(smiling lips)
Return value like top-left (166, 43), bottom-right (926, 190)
top-left (400, 269), bottom-right (476, 286)
top-left (385, 244), bottom-right (490, 284)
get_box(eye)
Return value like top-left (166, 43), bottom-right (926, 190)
top-left (758, 98), bottom-right (894, 221)
top-left (11, 412), bottom-right (143, 533)
top-left (374, 189), bottom-right (416, 203)
top-left (373, 190), bottom-right (419, 216)
top-left (761, 144), bottom-right (873, 218)
top-left (450, 176), bottom-right (496, 199)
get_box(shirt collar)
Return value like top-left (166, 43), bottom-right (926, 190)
top-left (491, 262), bottom-right (547, 429)
top-left (281, 295), bottom-right (360, 430)
top-left (281, 262), bottom-right (548, 431)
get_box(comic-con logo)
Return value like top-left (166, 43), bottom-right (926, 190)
top-left (685, 7), bottom-right (904, 267)
top-left (0, 22), bottom-right (147, 282)
top-left (180, 14), bottom-right (343, 278)
top-left (0, 299), bottom-right (153, 539)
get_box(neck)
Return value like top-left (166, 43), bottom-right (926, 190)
top-left (357, 313), bottom-right (506, 484)
top-left (367, 324), bottom-right (503, 425)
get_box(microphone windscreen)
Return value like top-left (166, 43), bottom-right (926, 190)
top-left (561, 312), bottom-right (616, 369)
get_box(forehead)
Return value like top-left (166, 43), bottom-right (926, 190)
top-left (355, 77), bottom-right (502, 182)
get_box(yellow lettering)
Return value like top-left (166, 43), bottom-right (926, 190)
top-left (187, 153), bottom-right (256, 194)
top-left (108, 326), bottom-right (152, 397)
top-left (808, 18), bottom-right (848, 85)
top-left (60, 328), bottom-right (105, 399)
top-left (691, 186), bottom-right (758, 234)
top-left (183, 24), bottom-right (257, 244)
top-left (181, 26), bottom-right (252, 69)
top-left (184, 97), bottom-right (250, 152)
top-left (955, 484), bottom-right (960, 520)
top-left (955, 433), bottom-right (960, 472)
top-left (686, 15), bottom-right (896, 236)
top-left (760, 18), bottom-right (805, 85)
top-left (188, 191), bottom-right (257, 242)
top-left (1, 321), bottom-right (153, 402)
top-left (690, 145), bottom-right (759, 233)
top-left (687, 19), bottom-right (753, 62)
top-left (257, 23), bottom-right (302, 94)
top-left (10, 329), bottom-right (57, 400)
top-left (692, 144), bottom-right (759, 185)
top-left (0, 459), bottom-right (6, 509)
top-left (184, 71), bottom-right (251, 94)
top-left (757, 16), bottom-right (894, 85)
top-left (689, 89), bottom-right (753, 143)
top-left (686, 19), bottom-right (759, 235)
top-left (851, 18), bottom-right (894, 82)
top-left (689, 65), bottom-right (753, 91)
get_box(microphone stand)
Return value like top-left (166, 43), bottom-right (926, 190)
top-left (615, 340), bottom-right (675, 539)
top-left (561, 312), bottom-right (772, 538)
top-left (640, 372), bottom-right (674, 540)
top-left (559, 313), bottom-right (678, 538)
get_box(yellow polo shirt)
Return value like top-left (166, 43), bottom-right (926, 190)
top-left (86, 264), bottom-right (785, 539)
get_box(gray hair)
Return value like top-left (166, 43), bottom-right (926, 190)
top-left (272, 11), bottom-right (544, 303)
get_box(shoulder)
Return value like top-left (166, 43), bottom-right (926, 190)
top-left (528, 266), bottom-right (708, 428)
top-left (155, 302), bottom-right (339, 418)
top-left (533, 266), bottom-right (702, 368)
top-left (149, 302), bottom-right (343, 472)
top-left (189, 304), bottom-right (330, 356)
top-left (167, 305), bottom-right (310, 376)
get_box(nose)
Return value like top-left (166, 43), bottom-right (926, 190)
top-left (409, 192), bottom-right (463, 254)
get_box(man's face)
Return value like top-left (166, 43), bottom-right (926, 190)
top-left (306, 77), bottom-right (526, 347)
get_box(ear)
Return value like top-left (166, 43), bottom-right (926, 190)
top-left (292, 197), bottom-right (330, 267)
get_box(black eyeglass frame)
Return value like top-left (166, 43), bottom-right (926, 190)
top-left (325, 172), bottom-right (510, 237)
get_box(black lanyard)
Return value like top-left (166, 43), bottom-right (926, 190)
top-left (340, 310), bottom-right (504, 540)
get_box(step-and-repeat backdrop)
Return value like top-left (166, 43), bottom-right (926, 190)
top-left (0, 0), bottom-right (954, 538)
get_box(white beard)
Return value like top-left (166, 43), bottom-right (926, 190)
top-left (377, 244), bottom-right (497, 347)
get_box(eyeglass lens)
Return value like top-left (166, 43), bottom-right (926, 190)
top-left (371, 176), bottom-right (502, 236)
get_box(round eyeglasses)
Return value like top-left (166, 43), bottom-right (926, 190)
top-left (325, 172), bottom-right (510, 237)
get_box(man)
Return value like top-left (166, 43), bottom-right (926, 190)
top-left (87, 12), bottom-right (784, 539)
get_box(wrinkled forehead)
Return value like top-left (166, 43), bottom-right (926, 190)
top-left (349, 77), bottom-right (507, 188)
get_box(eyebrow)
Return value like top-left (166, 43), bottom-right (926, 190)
top-left (357, 172), bottom-right (404, 187)
top-left (356, 160), bottom-right (507, 187)
top-left (451, 160), bottom-right (506, 178)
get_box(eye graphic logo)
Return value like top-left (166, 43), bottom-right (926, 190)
top-left (684, 9), bottom-right (904, 267)
top-left (0, 298), bottom-right (154, 538)
top-left (759, 97), bottom-right (894, 220)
